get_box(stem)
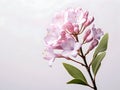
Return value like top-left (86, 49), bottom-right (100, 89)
top-left (88, 84), bottom-right (94, 89)
top-left (68, 58), bottom-right (86, 67)
top-left (74, 35), bottom-right (97, 89)
top-left (80, 47), bottom-right (97, 90)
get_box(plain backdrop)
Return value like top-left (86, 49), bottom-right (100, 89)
top-left (0, 0), bottom-right (120, 90)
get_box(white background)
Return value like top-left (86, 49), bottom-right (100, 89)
top-left (0, 0), bottom-right (120, 90)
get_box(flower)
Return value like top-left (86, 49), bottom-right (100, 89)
top-left (83, 29), bottom-right (92, 43)
top-left (88, 39), bottom-right (99, 52)
top-left (44, 7), bottom-right (96, 66)
top-left (44, 25), bottom-right (61, 47)
top-left (85, 25), bottom-right (104, 54)
top-left (92, 24), bottom-right (104, 40)
top-left (43, 47), bottom-right (56, 66)
top-left (61, 38), bottom-right (81, 57)
top-left (52, 7), bottom-right (94, 35)
top-left (43, 7), bottom-right (108, 90)
top-left (44, 24), bottom-right (81, 66)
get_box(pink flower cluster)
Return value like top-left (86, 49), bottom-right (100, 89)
top-left (44, 7), bottom-right (103, 66)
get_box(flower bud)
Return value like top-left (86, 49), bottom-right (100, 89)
top-left (63, 22), bottom-right (74, 34)
top-left (83, 29), bottom-right (91, 42)
top-left (88, 39), bottom-right (98, 51)
top-left (83, 16), bottom-right (94, 28)
top-left (85, 37), bottom-right (93, 43)
top-left (73, 24), bottom-right (79, 34)
top-left (83, 11), bottom-right (89, 19)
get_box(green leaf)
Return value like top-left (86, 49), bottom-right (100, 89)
top-left (67, 79), bottom-right (88, 86)
top-left (63, 63), bottom-right (88, 85)
top-left (92, 52), bottom-right (106, 76)
top-left (93, 33), bottom-right (109, 58)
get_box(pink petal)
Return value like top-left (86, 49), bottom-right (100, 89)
top-left (74, 25), bottom-right (79, 34)
top-left (85, 37), bottom-right (93, 43)
top-left (65, 8), bottom-right (77, 23)
top-left (92, 24), bottom-right (104, 40)
top-left (83, 16), bottom-right (94, 27)
top-left (61, 38), bottom-right (75, 51)
top-left (88, 39), bottom-right (98, 51)
top-left (63, 22), bottom-right (74, 33)
top-left (83, 29), bottom-right (91, 42)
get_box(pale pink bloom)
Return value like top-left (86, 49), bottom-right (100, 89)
top-left (44, 37), bottom-right (80, 66)
top-left (75, 8), bottom-right (94, 28)
top-left (63, 21), bottom-right (74, 34)
top-left (85, 37), bottom-right (93, 43)
top-left (73, 24), bottom-right (79, 34)
top-left (43, 47), bottom-right (56, 66)
top-left (64, 8), bottom-right (77, 23)
top-left (87, 25), bottom-right (104, 52)
top-left (65, 8), bottom-right (93, 34)
top-left (83, 29), bottom-right (92, 42)
top-left (88, 39), bottom-right (98, 51)
top-left (83, 29), bottom-right (93, 43)
top-left (45, 23), bottom-right (77, 48)
top-left (61, 38), bottom-right (81, 57)
top-left (44, 23), bottom-right (81, 61)
top-left (52, 8), bottom-right (94, 35)
top-left (65, 8), bottom-right (89, 27)
top-left (75, 7), bottom-right (87, 25)
top-left (44, 46), bottom-right (66, 66)
top-left (44, 24), bottom-right (64, 49)
top-left (92, 24), bottom-right (104, 40)
top-left (44, 7), bottom-right (98, 65)
top-left (83, 16), bottom-right (94, 28)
